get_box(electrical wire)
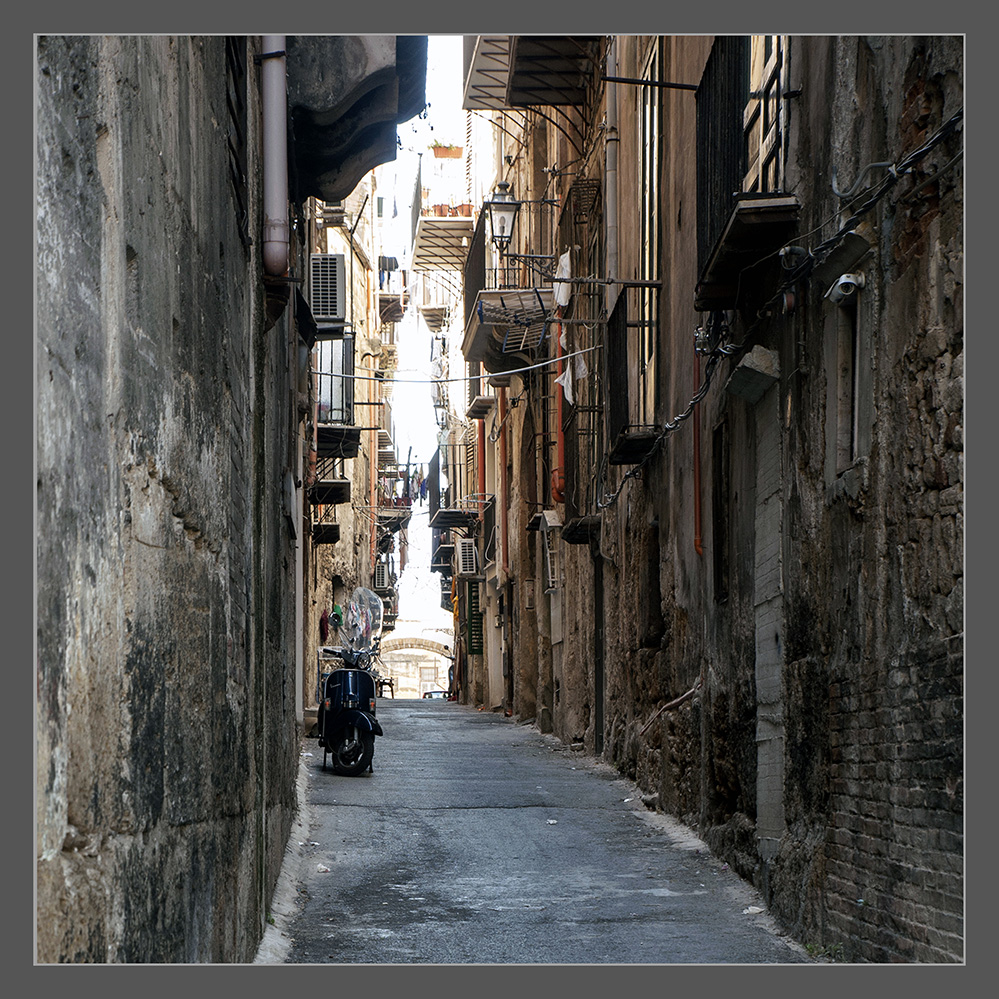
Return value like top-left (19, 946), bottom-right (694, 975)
top-left (726, 107), bottom-right (964, 312)
top-left (596, 350), bottom-right (725, 510)
top-left (321, 345), bottom-right (603, 385)
top-left (596, 108), bottom-right (964, 512)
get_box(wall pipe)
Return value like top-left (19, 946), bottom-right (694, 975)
top-left (498, 387), bottom-right (510, 576)
top-left (604, 37), bottom-right (619, 317)
top-left (551, 313), bottom-right (565, 503)
top-left (262, 35), bottom-right (289, 276)
top-left (693, 350), bottom-right (704, 557)
top-left (477, 418), bottom-right (487, 519)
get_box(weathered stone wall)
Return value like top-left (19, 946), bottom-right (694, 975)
top-left (763, 36), bottom-right (964, 961)
top-left (37, 35), bottom-right (300, 962)
top-left (504, 34), bottom-right (962, 962)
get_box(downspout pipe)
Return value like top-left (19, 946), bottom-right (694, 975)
top-left (262, 35), bottom-right (289, 276)
top-left (552, 313), bottom-right (565, 503)
top-left (604, 37), bottom-right (619, 317)
top-left (498, 387), bottom-right (510, 577)
top-left (693, 350), bottom-right (704, 557)
top-left (477, 419), bottom-right (486, 517)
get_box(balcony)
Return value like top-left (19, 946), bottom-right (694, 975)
top-left (314, 334), bottom-right (361, 458)
top-left (607, 426), bottom-right (661, 466)
top-left (695, 194), bottom-right (800, 311)
top-left (462, 285), bottom-right (555, 374)
top-left (286, 36), bottom-right (427, 205)
top-left (317, 423), bottom-right (362, 460)
top-left (465, 395), bottom-right (495, 421)
top-left (312, 523), bottom-right (341, 545)
top-left (377, 496), bottom-right (413, 533)
top-left (311, 477), bottom-right (351, 506)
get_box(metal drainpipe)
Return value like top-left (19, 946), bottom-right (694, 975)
top-left (605, 37), bottom-right (619, 317)
top-left (477, 418), bottom-right (486, 518)
top-left (498, 387), bottom-right (510, 576)
top-left (262, 35), bottom-right (289, 276)
top-left (552, 314), bottom-right (565, 503)
top-left (370, 423), bottom-right (378, 572)
top-left (693, 350), bottom-right (704, 557)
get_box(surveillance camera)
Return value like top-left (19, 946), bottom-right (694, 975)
top-left (825, 272), bottom-right (865, 306)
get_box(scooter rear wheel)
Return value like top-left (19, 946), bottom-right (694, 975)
top-left (331, 731), bottom-right (374, 777)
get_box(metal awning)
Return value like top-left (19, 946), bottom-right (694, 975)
top-left (378, 291), bottom-right (408, 323)
top-left (411, 217), bottom-right (475, 272)
top-left (378, 506), bottom-right (413, 531)
top-left (506, 36), bottom-right (601, 107)
top-left (462, 36), bottom-right (513, 110)
top-left (418, 304), bottom-right (449, 334)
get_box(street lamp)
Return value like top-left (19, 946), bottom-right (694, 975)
top-left (484, 182), bottom-right (521, 255)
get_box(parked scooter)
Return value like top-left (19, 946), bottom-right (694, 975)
top-left (317, 587), bottom-right (384, 776)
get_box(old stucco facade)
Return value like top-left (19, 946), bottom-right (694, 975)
top-left (36, 35), bottom-right (299, 962)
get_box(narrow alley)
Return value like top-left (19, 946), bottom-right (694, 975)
top-left (258, 699), bottom-right (811, 965)
top-left (37, 33), bottom-right (963, 964)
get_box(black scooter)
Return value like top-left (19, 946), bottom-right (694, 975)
top-left (317, 587), bottom-right (385, 776)
top-left (318, 648), bottom-right (383, 775)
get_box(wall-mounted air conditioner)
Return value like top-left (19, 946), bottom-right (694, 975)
top-left (456, 537), bottom-right (481, 578)
top-left (539, 510), bottom-right (562, 593)
top-left (309, 253), bottom-right (345, 321)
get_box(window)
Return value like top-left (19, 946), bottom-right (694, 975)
top-left (696, 36), bottom-right (749, 276)
top-left (835, 299), bottom-right (860, 474)
top-left (712, 418), bottom-right (730, 602)
top-left (315, 334), bottom-right (355, 425)
top-left (638, 40), bottom-right (662, 423)
top-left (826, 287), bottom-right (872, 483)
top-left (743, 35), bottom-right (788, 194)
top-left (466, 581), bottom-right (483, 654)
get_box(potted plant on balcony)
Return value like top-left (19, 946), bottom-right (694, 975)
top-left (431, 140), bottom-right (463, 159)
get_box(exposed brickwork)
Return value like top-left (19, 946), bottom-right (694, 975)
top-left (824, 638), bottom-right (963, 961)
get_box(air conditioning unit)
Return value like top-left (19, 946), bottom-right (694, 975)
top-left (309, 253), bottom-right (345, 321)
top-left (456, 537), bottom-right (480, 578)
top-left (540, 510), bottom-right (562, 593)
top-left (374, 561), bottom-right (390, 591)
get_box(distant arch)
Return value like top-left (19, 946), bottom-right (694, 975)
top-left (379, 637), bottom-right (452, 658)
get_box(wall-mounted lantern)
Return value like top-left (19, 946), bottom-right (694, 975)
top-left (484, 182), bottom-right (522, 255)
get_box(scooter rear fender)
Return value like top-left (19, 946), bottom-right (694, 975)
top-left (331, 709), bottom-right (383, 738)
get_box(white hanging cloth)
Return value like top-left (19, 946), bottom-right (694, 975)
top-left (554, 250), bottom-right (572, 308)
top-left (555, 367), bottom-right (574, 406)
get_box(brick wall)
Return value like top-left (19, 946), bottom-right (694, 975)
top-left (825, 637), bottom-right (963, 961)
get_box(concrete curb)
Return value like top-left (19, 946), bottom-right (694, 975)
top-left (253, 752), bottom-right (315, 964)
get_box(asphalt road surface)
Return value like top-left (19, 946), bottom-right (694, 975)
top-left (257, 698), bottom-right (811, 965)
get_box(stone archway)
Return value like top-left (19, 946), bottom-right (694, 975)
top-left (380, 636), bottom-right (453, 658)
top-left (378, 637), bottom-right (453, 698)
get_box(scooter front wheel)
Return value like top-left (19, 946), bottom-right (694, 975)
top-left (331, 730), bottom-right (374, 777)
